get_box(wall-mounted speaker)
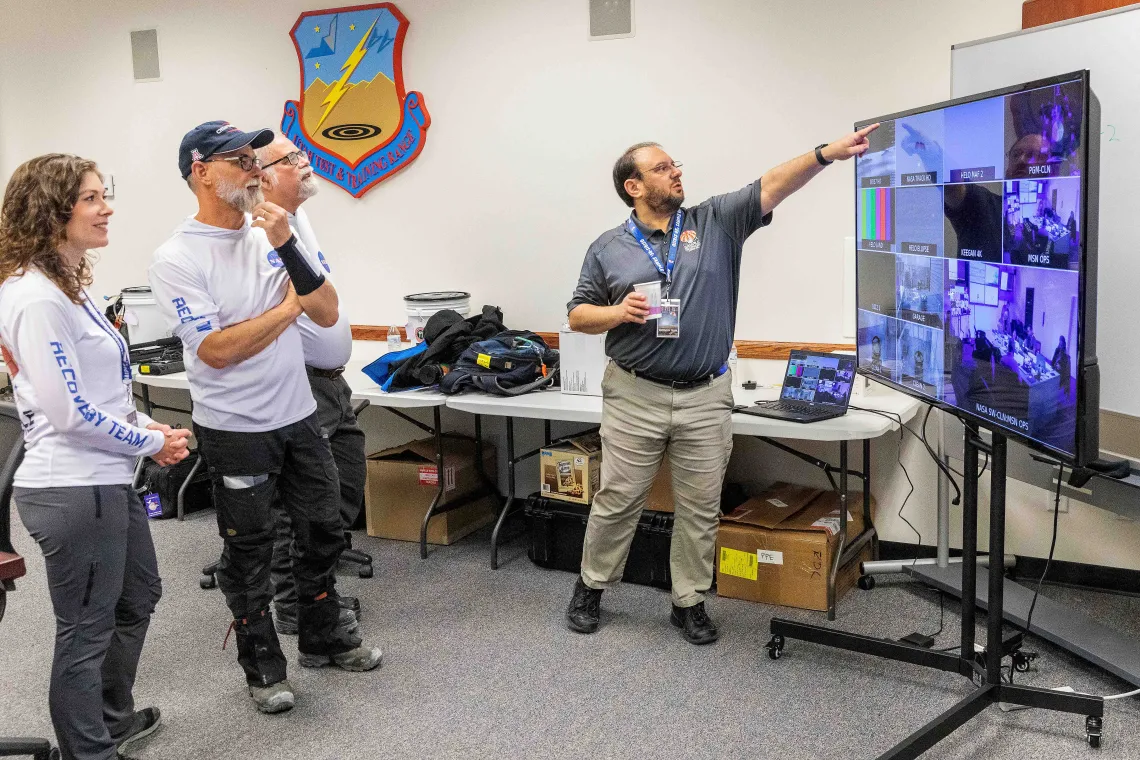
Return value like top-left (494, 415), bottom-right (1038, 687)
top-left (130, 29), bottom-right (161, 82)
top-left (588, 0), bottom-right (634, 41)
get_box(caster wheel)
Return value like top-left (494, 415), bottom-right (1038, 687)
top-left (765, 635), bottom-right (785, 660)
top-left (1012, 651), bottom-right (1037, 672)
top-left (1086, 716), bottom-right (1103, 749)
top-left (358, 565), bottom-right (374, 579)
top-left (857, 574), bottom-right (876, 591)
top-left (768, 645), bottom-right (782, 660)
top-left (199, 574), bottom-right (216, 590)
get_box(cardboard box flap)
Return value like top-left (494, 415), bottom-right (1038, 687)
top-left (780, 496), bottom-right (861, 537)
top-left (720, 484), bottom-right (823, 530)
top-left (368, 440), bottom-right (437, 464)
top-left (549, 431), bottom-right (602, 455)
top-left (368, 436), bottom-right (485, 466)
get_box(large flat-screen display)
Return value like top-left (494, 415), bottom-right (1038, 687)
top-left (855, 71), bottom-right (1100, 464)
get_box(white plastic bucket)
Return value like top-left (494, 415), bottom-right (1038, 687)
top-left (120, 286), bottom-right (171, 346)
top-left (404, 291), bottom-right (471, 344)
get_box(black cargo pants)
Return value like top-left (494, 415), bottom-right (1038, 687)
top-left (195, 412), bottom-right (359, 687)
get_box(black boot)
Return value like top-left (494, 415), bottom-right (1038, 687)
top-left (232, 609), bottom-right (289, 686)
top-left (297, 596), bottom-right (362, 657)
top-left (670, 602), bottom-right (719, 645)
top-left (566, 577), bottom-right (603, 634)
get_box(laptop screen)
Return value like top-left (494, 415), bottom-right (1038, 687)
top-left (780, 351), bottom-right (857, 407)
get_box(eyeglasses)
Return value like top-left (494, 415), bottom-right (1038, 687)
top-left (262, 150), bottom-right (305, 170)
top-left (204, 155), bottom-right (262, 172)
top-left (643, 161), bottom-right (682, 176)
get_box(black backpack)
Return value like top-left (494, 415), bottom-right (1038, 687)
top-left (439, 330), bottom-right (559, 396)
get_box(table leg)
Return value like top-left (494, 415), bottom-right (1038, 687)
top-left (418, 406), bottom-right (446, 559)
top-left (827, 440), bottom-right (850, 621)
top-left (864, 438), bottom-right (877, 561)
top-left (490, 417), bottom-right (518, 570)
top-left (140, 384), bottom-right (152, 417)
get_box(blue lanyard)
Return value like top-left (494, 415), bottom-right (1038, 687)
top-left (81, 292), bottom-right (132, 384)
top-left (626, 209), bottom-right (684, 285)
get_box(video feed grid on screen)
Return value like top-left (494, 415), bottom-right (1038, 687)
top-left (895, 110), bottom-right (945, 186)
top-left (858, 186), bottom-right (894, 249)
top-left (857, 311), bottom-right (899, 383)
top-left (855, 76), bottom-right (1089, 457)
top-left (857, 120), bottom-right (897, 189)
top-left (896, 253), bottom-right (945, 330)
top-left (1003, 178), bottom-right (1081, 270)
top-left (1005, 80), bottom-right (1084, 180)
top-left (943, 257), bottom-right (1080, 452)
top-left (944, 96), bottom-right (1007, 183)
top-left (944, 181), bottom-right (1004, 263)
top-left (781, 354), bottom-right (854, 405)
top-left (894, 185), bottom-right (944, 256)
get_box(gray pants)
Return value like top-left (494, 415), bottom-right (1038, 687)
top-left (14, 485), bottom-right (162, 760)
top-left (580, 363), bottom-right (734, 607)
top-left (271, 372), bottom-right (367, 613)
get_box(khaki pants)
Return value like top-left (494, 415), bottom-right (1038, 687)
top-left (580, 362), bottom-right (734, 607)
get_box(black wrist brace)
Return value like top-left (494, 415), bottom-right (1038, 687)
top-left (275, 235), bottom-right (326, 296)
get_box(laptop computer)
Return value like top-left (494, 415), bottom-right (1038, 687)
top-left (736, 350), bottom-right (856, 423)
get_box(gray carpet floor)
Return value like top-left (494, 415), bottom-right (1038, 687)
top-left (2, 509), bottom-right (1138, 760)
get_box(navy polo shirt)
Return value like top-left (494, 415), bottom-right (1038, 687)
top-left (568, 180), bottom-right (772, 381)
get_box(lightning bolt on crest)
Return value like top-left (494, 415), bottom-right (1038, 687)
top-left (317, 16), bottom-right (379, 130)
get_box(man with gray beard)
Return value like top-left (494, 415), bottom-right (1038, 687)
top-left (149, 121), bottom-right (382, 716)
top-left (256, 134), bottom-right (368, 637)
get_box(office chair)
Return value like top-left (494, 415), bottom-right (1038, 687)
top-left (0, 401), bottom-right (60, 760)
top-left (201, 398), bottom-right (374, 589)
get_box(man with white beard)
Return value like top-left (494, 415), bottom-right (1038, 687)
top-left (255, 134), bottom-right (368, 638)
top-left (149, 122), bottom-right (381, 716)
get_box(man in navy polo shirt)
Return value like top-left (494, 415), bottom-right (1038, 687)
top-left (566, 127), bottom-right (877, 644)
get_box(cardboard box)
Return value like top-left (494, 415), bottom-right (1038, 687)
top-left (540, 432), bottom-right (675, 511)
top-left (715, 484), bottom-right (872, 611)
top-left (365, 436), bottom-right (498, 545)
top-left (559, 326), bottom-right (608, 396)
top-left (540, 432), bottom-right (601, 505)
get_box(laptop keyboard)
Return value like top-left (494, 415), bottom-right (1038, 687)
top-left (755, 400), bottom-right (825, 415)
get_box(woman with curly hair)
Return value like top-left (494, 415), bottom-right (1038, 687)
top-left (0, 154), bottom-right (191, 760)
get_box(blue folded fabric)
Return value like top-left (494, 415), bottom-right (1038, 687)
top-left (362, 341), bottom-right (429, 391)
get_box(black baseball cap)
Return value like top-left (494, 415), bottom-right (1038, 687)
top-left (179, 121), bottom-right (275, 179)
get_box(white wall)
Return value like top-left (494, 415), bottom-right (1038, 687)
top-left (0, 0), bottom-right (1025, 342)
top-left (15, 1), bottom-right (1136, 573)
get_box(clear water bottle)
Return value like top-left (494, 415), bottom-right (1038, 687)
top-left (728, 344), bottom-right (738, 384)
top-left (387, 324), bottom-right (402, 351)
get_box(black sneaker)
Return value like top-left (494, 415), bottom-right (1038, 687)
top-left (116, 706), bottom-right (162, 752)
top-left (566, 577), bottom-right (603, 634)
top-left (670, 602), bottom-right (719, 645)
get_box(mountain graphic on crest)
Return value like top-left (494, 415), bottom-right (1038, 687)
top-left (306, 14), bottom-right (337, 58)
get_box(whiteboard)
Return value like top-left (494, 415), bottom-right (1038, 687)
top-left (951, 4), bottom-right (1140, 419)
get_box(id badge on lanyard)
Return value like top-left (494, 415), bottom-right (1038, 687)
top-left (81, 293), bottom-right (138, 423)
top-left (626, 209), bottom-right (684, 339)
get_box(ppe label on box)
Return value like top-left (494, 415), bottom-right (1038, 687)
top-left (811, 510), bottom-right (853, 536)
top-left (767, 498), bottom-right (789, 508)
top-left (719, 546), bottom-right (758, 581)
top-left (757, 549), bottom-right (784, 565)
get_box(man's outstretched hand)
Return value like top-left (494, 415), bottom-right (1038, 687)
top-left (822, 124), bottom-right (880, 162)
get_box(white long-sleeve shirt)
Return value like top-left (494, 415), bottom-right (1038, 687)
top-left (0, 268), bottom-right (164, 487)
top-left (149, 215), bottom-right (321, 432)
top-left (291, 208), bottom-right (352, 370)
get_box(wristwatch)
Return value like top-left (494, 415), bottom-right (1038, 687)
top-left (814, 143), bottom-right (833, 166)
